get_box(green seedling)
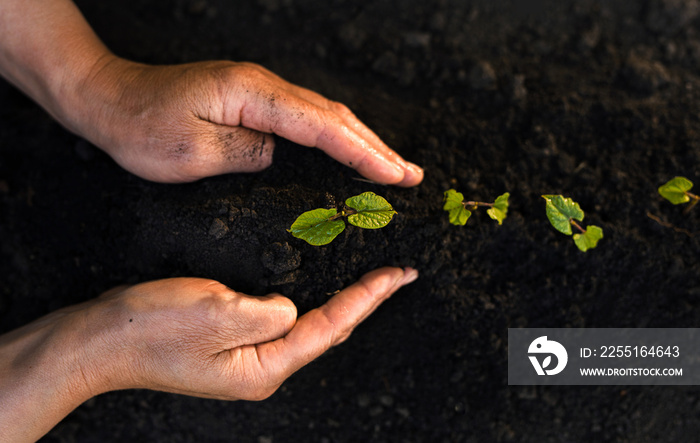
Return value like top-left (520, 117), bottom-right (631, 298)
top-left (658, 177), bottom-right (699, 213)
top-left (289, 192), bottom-right (396, 246)
top-left (542, 195), bottom-right (603, 252)
top-left (443, 189), bottom-right (509, 225)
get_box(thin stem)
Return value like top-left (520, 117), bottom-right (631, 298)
top-left (647, 211), bottom-right (696, 237)
top-left (570, 219), bottom-right (586, 234)
top-left (330, 207), bottom-right (357, 221)
top-left (684, 192), bottom-right (699, 214)
top-left (463, 201), bottom-right (492, 211)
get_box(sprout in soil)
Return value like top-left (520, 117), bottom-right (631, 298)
top-left (289, 191), bottom-right (396, 246)
top-left (658, 177), bottom-right (699, 214)
top-left (542, 195), bottom-right (603, 252)
top-left (443, 189), bottom-right (509, 225)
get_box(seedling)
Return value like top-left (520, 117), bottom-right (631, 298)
top-left (658, 177), bottom-right (699, 213)
top-left (542, 195), bottom-right (603, 252)
top-left (289, 192), bottom-right (396, 246)
top-left (443, 189), bottom-right (509, 225)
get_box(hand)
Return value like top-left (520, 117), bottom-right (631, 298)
top-left (66, 57), bottom-right (424, 185)
top-left (1, 0), bottom-right (423, 185)
top-left (0, 267), bottom-right (418, 442)
top-left (90, 267), bottom-right (417, 399)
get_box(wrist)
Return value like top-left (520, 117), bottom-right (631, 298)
top-left (0, 299), bottom-right (132, 441)
top-left (0, 0), bottom-right (143, 161)
top-left (0, 0), bottom-right (111, 130)
top-left (0, 310), bottom-right (92, 441)
top-left (54, 54), bottom-right (141, 152)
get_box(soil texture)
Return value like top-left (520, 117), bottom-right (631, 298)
top-left (2, 0), bottom-right (700, 441)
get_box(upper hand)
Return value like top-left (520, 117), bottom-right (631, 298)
top-left (70, 57), bottom-right (423, 185)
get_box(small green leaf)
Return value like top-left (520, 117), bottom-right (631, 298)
top-left (487, 192), bottom-right (510, 225)
top-left (346, 192), bottom-right (397, 229)
top-left (443, 189), bottom-right (464, 209)
top-left (573, 225), bottom-right (603, 252)
top-left (658, 177), bottom-right (693, 205)
top-left (289, 208), bottom-right (345, 245)
top-left (542, 195), bottom-right (584, 235)
top-left (443, 189), bottom-right (471, 225)
top-left (449, 207), bottom-right (471, 225)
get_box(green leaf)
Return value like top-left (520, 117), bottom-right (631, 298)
top-left (346, 192), bottom-right (397, 229)
top-left (449, 207), bottom-right (471, 225)
top-left (573, 225), bottom-right (603, 252)
top-left (443, 189), bottom-right (464, 210)
top-left (658, 177), bottom-right (693, 205)
top-left (542, 195), bottom-right (584, 235)
top-left (289, 208), bottom-right (345, 245)
top-left (487, 192), bottom-right (510, 225)
top-left (443, 189), bottom-right (471, 225)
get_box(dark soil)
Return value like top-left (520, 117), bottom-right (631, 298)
top-left (2, 0), bottom-right (700, 441)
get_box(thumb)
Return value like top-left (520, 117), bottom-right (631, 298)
top-left (226, 292), bottom-right (298, 347)
top-left (192, 123), bottom-right (275, 178)
top-left (256, 267), bottom-right (418, 380)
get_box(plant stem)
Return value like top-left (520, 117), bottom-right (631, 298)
top-left (570, 219), bottom-right (586, 234)
top-left (463, 201), bottom-right (492, 211)
top-left (647, 211), bottom-right (696, 237)
top-left (684, 192), bottom-right (699, 214)
top-left (330, 207), bottom-right (357, 221)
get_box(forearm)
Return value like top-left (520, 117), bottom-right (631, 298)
top-left (0, 316), bottom-right (88, 442)
top-left (0, 0), bottom-right (114, 131)
top-left (0, 300), bottom-right (124, 443)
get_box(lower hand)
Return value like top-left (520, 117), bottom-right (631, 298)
top-left (0, 267), bottom-right (417, 442)
top-left (87, 267), bottom-right (417, 399)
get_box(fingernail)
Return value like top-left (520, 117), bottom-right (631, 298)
top-left (407, 162), bottom-right (424, 177)
top-left (400, 267), bottom-right (419, 285)
top-left (396, 162), bottom-right (423, 186)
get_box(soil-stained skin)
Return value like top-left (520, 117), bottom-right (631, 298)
top-left (3, 0), bottom-right (700, 441)
top-left (215, 128), bottom-right (272, 165)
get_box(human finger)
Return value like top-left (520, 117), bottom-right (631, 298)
top-left (273, 80), bottom-right (392, 150)
top-left (255, 267), bottom-right (418, 378)
top-left (223, 70), bottom-right (422, 186)
top-left (219, 292), bottom-right (298, 347)
top-left (321, 100), bottom-right (424, 187)
top-left (267, 76), bottom-right (423, 186)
